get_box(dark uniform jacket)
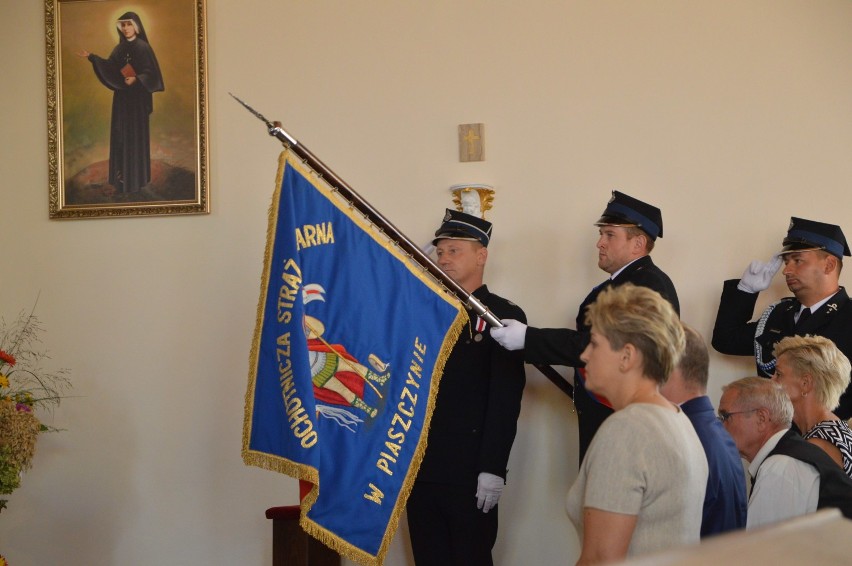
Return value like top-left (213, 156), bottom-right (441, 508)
top-left (416, 285), bottom-right (526, 485)
top-left (712, 281), bottom-right (852, 418)
top-left (523, 255), bottom-right (679, 462)
top-left (763, 429), bottom-right (852, 519)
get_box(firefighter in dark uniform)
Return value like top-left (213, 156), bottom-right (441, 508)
top-left (490, 191), bottom-right (679, 464)
top-left (712, 217), bottom-right (852, 418)
top-left (406, 209), bottom-right (526, 566)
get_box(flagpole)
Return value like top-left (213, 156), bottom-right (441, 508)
top-left (231, 94), bottom-right (575, 400)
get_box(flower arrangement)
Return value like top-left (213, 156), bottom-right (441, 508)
top-left (0, 303), bottom-right (72, 512)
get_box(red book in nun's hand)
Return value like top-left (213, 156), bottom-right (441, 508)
top-left (120, 63), bottom-right (136, 78)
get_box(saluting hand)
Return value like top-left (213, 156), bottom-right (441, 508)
top-left (737, 255), bottom-right (783, 293)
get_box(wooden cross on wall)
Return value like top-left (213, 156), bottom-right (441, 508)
top-left (458, 123), bottom-right (484, 162)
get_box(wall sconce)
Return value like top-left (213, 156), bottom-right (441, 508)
top-left (450, 184), bottom-right (495, 219)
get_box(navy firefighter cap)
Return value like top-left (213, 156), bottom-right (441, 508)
top-left (594, 190), bottom-right (663, 240)
top-left (780, 217), bottom-right (850, 258)
top-left (432, 208), bottom-right (492, 247)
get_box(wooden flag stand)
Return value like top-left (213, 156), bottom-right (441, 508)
top-left (266, 506), bottom-right (341, 566)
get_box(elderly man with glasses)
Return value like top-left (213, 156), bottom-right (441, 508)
top-left (719, 377), bottom-right (852, 529)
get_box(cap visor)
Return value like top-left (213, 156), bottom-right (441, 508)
top-left (432, 233), bottom-right (481, 245)
top-left (778, 245), bottom-right (824, 255)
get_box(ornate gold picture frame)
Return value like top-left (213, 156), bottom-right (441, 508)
top-left (46, 0), bottom-right (209, 219)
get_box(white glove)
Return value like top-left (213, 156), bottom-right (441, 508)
top-left (490, 319), bottom-right (527, 351)
top-left (737, 255), bottom-right (783, 293)
top-left (476, 472), bottom-right (505, 513)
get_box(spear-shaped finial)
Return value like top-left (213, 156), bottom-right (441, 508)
top-left (229, 93), bottom-right (297, 145)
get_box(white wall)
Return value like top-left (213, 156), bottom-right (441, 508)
top-left (2, 1), bottom-right (852, 564)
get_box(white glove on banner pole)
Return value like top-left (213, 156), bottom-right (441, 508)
top-left (490, 319), bottom-right (527, 350)
top-left (737, 255), bottom-right (783, 293)
top-left (476, 472), bottom-right (505, 513)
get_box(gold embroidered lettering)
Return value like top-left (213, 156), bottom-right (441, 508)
top-left (364, 483), bottom-right (384, 504)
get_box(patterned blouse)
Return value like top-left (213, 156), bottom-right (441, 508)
top-left (804, 420), bottom-right (852, 479)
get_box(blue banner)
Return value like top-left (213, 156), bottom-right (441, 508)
top-left (243, 150), bottom-right (464, 565)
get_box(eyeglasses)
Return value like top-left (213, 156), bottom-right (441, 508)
top-left (717, 408), bottom-right (758, 423)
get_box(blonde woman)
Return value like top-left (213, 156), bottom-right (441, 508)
top-left (772, 335), bottom-right (852, 477)
top-left (566, 284), bottom-right (707, 564)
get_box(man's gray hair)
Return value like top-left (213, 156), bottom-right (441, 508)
top-left (722, 377), bottom-right (793, 427)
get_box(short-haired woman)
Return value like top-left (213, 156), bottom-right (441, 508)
top-left (566, 284), bottom-right (708, 564)
top-left (772, 335), bottom-right (852, 478)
